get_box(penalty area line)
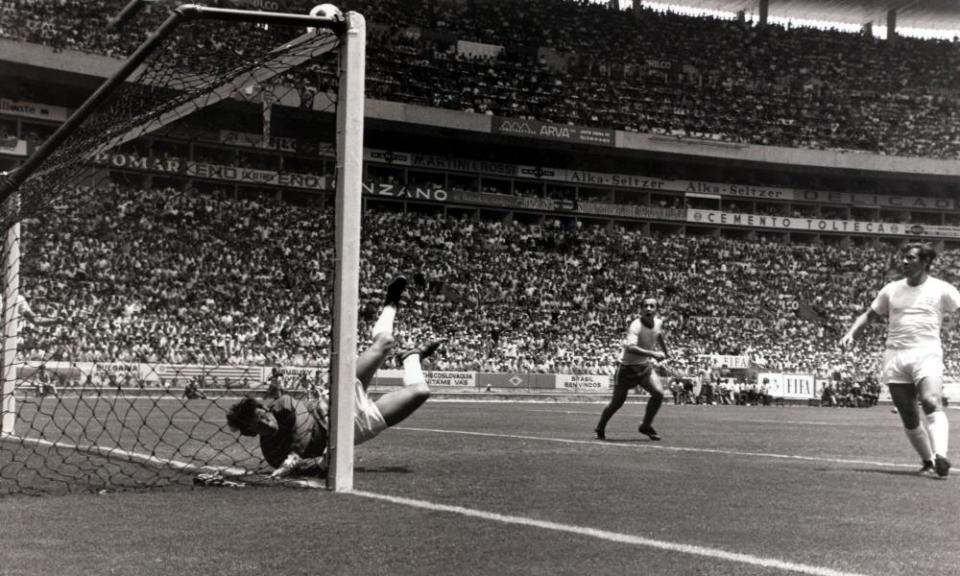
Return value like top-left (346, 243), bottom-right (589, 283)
top-left (395, 427), bottom-right (918, 470)
top-left (350, 489), bottom-right (871, 576)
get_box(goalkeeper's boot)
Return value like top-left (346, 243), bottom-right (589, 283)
top-left (385, 276), bottom-right (408, 308)
top-left (638, 424), bottom-right (661, 441)
top-left (594, 427), bottom-right (606, 441)
top-left (919, 460), bottom-right (939, 478)
top-left (398, 338), bottom-right (448, 364)
top-left (934, 454), bottom-right (951, 478)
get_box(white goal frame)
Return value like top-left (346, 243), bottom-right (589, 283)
top-left (328, 10), bottom-right (366, 492)
top-left (0, 5), bottom-right (366, 493)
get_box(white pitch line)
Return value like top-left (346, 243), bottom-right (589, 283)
top-left (350, 489), bottom-right (871, 576)
top-left (522, 409), bottom-right (891, 427)
top-left (731, 419), bottom-right (890, 428)
top-left (396, 427), bottom-right (918, 470)
top-left (524, 408), bottom-right (629, 415)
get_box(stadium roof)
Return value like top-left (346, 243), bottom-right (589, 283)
top-left (642, 0), bottom-right (960, 37)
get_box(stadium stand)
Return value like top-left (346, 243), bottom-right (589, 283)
top-left (3, 0), bottom-right (960, 387)
top-left (14, 180), bottom-right (960, 384)
top-left (3, 0), bottom-right (960, 158)
top-left (4, 0), bottom-right (960, 501)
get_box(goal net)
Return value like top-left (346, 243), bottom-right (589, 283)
top-left (0, 3), bottom-right (365, 495)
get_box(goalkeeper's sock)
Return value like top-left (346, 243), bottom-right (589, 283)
top-left (402, 354), bottom-right (425, 386)
top-left (372, 305), bottom-right (396, 338)
top-left (904, 424), bottom-right (934, 462)
top-left (926, 410), bottom-right (949, 457)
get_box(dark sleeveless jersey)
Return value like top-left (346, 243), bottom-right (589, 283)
top-left (258, 394), bottom-right (329, 468)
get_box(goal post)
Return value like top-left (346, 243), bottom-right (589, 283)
top-left (328, 10), bottom-right (365, 492)
top-left (1, 218), bottom-right (20, 435)
top-left (0, 4), bottom-right (366, 495)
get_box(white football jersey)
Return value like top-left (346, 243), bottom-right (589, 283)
top-left (871, 276), bottom-right (960, 350)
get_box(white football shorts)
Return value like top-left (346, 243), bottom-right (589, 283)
top-left (353, 379), bottom-right (388, 445)
top-left (881, 347), bottom-right (944, 386)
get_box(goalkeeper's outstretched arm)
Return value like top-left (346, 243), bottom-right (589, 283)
top-left (270, 453), bottom-right (328, 478)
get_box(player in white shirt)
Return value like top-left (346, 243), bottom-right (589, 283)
top-left (595, 296), bottom-right (670, 441)
top-left (840, 242), bottom-right (957, 478)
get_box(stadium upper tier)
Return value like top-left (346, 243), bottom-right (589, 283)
top-left (16, 182), bottom-right (960, 379)
top-left (2, 0), bottom-right (960, 159)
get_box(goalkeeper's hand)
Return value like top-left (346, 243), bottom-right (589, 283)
top-left (270, 452), bottom-right (329, 479)
top-left (270, 453), bottom-right (303, 479)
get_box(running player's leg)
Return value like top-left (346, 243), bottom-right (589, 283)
top-left (916, 372), bottom-right (950, 477)
top-left (596, 365), bottom-right (631, 439)
top-left (595, 386), bottom-right (629, 440)
top-left (637, 368), bottom-right (664, 440)
top-left (356, 277), bottom-right (407, 389)
top-left (373, 340), bottom-right (443, 427)
top-left (883, 350), bottom-right (941, 475)
top-left (888, 383), bottom-right (935, 473)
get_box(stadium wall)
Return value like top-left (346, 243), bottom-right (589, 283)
top-left (618, 131), bottom-right (960, 177)
top-left (29, 361), bottom-right (960, 405)
top-left (85, 146), bottom-right (960, 241)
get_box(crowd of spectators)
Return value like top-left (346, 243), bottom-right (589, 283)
top-left (3, 0), bottom-right (960, 158)
top-left (669, 371), bottom-right (884, 407)
top-left (819, 374), bottom-right (883, 408)
top-left (8, 0), bottom-right (960, 157)
top-left (5, 0), bottom-right (960, 380)
top-left (16, 182), bottom-right (960, 384)
top-left (669, 375), bottom-right (775, 407)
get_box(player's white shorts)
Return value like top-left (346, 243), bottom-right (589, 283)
top-left (881, 347), bottom-right (944, 385)
top-left (353, 379), bottom-right (387, 445)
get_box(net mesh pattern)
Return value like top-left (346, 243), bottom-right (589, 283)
top-left (0, 7), bottom-right (343, 495)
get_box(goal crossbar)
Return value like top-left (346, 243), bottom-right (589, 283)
top-left (90, 30), bottom-right (333, 159)
top-left (0, 4), bottom-right (346, 204)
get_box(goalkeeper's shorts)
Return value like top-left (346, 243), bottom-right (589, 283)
top-left (354, 378), bottom-right (388, 444)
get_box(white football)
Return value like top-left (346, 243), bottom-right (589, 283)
top-left (307, 3), bottom-right (343, 33)
top-left (310, 4), bottom-right (343, 21)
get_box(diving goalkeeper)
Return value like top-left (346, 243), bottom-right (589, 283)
top-left (226, 277), bottom-right (444, 477)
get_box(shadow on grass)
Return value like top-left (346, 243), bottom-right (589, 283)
top-left (848, 467), bottom-right (939, 479)
top-left (598, 438), bottom-right (657, 444)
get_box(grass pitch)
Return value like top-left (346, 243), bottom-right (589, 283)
top-left (1, 400), bottom-right (957, 576)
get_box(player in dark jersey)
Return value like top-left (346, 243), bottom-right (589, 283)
top-left (595, 296), bottom-right (671, 441)
top-left (226, 276), bottom-right (444, 477)
top-left (227, 392), bottom-right (329, 473)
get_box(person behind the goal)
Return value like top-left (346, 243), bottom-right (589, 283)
top-left (226, 277), bottom-right (444, 477)
top-left (183, 377), bottom-right (207, 400)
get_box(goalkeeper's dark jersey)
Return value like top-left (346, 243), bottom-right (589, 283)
top-left (259, 394), bottom-right (329, 468)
